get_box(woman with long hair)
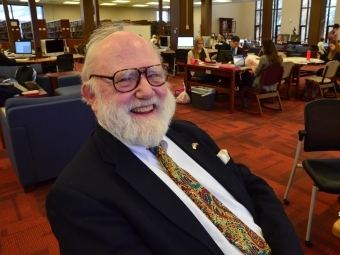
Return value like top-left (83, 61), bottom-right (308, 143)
top-left (242, 38), bottom-right (282, 89)
top-left (187, 36), bottom-right (219, 83)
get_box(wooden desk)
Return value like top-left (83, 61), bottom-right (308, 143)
top-left (185, 64), bottom-right (237, 114)
top-left (162, 49), bottom-right (217, 55)
top-left (12, 54), bottom-right (85, 65)
top-left (46, 71), bottom-right (81, 95)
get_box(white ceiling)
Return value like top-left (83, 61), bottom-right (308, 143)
top-left (5, 0), bottom-right (253, 8)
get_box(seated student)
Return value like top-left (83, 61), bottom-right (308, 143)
top-left (217, 36), bottom-right (243, 59)
top-left (46, 26), bottom-right (303, 255)
top-left (241, 38), bottom-right (283, 107)
top-left (0, 43), bottom-right (16, 66)
top-left (316, 39), bottom-right (340, 91)
top-left (317, 37), bottom-right (327, 56)
top-left (187, 36), bottom-right (220, 84)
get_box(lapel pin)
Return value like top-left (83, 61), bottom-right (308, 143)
top-left (192, 143), bottom-right (199, 149)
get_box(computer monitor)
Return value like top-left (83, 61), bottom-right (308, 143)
top-left (41, 39), bottom-right (65, 56)
top-left (202, 36), bottom-right (211, 48)
top-left (177, 36), bottom-right (194, 49)
top-left (217, 50), bottom-right (233, 64)
top-left (160, 36), bottom-right (170, 49)
top-left (14, 41), bottom-right (32, 57)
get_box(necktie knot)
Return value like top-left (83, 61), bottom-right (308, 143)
top-left (149, 144), bottom-right (165, 157)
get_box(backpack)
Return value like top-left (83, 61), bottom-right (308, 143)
top-left (14, 65), bottom-right (36, 87)
top-left (300, 80), bottom-right (321, 102)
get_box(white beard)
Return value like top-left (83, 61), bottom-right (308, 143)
top-left (95, 88), bottom-right (176, 147)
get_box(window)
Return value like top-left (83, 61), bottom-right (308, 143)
top-left (300, 0), bottom-right (311, 43)
top-left (156, 11), bottom-right (168, 23)
top-left (0, 4), bottom-right (44, 22)
top-left (272, 0), bottom-right (282, 42)
top-left (324, 0), bottom-right (337, 42)
top-left (254, 0), bottom-right (263, 42)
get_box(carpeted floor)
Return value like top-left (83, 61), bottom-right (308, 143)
top-left (0, 63), bottom-right (340, 255)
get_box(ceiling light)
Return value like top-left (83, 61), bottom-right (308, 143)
top-left (20, 0), bottom-right (40, 2)
top-left (194, 2), bottom-right (201, 4)
top-left (112, 0), bottom-right (130, 3)
top-left (101, 3), bottom-right (117, 5)
top-left (63, 1), bottom-right (80, 4)
top-left (213, 0), bottom-right (232, 2)
top-left (162, 5), bottom-right (170, 8)
top-left (133, 4), bottom-right (148, 7)
top-left (163, 0), bottom-right (170, 2)
top-left (146, 2), bottom-right (158, 4)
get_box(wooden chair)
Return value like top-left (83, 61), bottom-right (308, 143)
top-left (304, 60), bottom-right (339, 98)
top-left (241, 64), bottom-right (284, 115)
top-left (173, 49), bottom-right (189, 77)
top-left (277, 61), bottom-right (295, 99)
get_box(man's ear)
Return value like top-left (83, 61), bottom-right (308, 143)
top-left (81, 83), bottom-right (96, 105)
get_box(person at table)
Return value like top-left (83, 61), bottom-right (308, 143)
top-left (0, 43), bottom-right (16, 66)
top-left (217, 35), bottom-right (243, 59)
top-left (317, 37), bottom-right (327, 56)
top-left (187, 36), bottom-right (219, 84)
top-left (316, 39), bottom-right (340, 92)
top-left (45, 26), bottom-right (303, 255)
top-left (240, 38), bottom-right (283, 107)
top-left (327, 23), bottom-right (339, 42)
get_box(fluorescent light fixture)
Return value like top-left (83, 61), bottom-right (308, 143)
top-left (112, 0), bottom-right (130, 2)
top-left (194, 2), bottom-right (201, 4)
top-left (146, 2), bottom-right (158, 4)
top-left (213, 0), bottom-right (232, 2)
top-left (20, 0), bottom-right (40, 2)
top-left (163, 0), bottom-right (170, 2)
top-left (133, 4), bottom-right (148, 7)
top-left (63, 1), bottom-right (80, 4)
top-left (101, 3), bottom-right (117, 5)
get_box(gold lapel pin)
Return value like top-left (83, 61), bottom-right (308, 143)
top-left (192, 143), bottom-right (199, 149)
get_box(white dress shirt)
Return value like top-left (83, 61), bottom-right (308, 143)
top-left (123, 136), bottom-right (264, 255)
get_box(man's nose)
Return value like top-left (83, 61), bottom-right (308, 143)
top-left (135, 74), bottom-right (154, 98)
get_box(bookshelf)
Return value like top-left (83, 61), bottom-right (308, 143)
top-left (46, 19), bottom-right (70, 39)
top-left (219, 18), bottom-right (236, 39)
top-left (70, 20), bottom-right (82, 39)
top-left (21, 19), bottom-right (48, 40)
top-left (0, 19), bottom-right (21, 42)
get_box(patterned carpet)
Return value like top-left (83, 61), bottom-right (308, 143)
top-left (0, 65), bottom-right (340, 254)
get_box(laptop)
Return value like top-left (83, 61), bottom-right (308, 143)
top-left (233, 55), bottom-right (251, 70)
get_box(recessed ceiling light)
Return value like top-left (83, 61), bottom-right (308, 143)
top-left (213, 0), bottom-right (232, 2)
top-left (101, 3), bottom-right (117, 5)
top-left (133, 4), bottom-right (148, 7)
top-left (194, 2), bottom-right (201, 4)
top-left (112, 0), bottom-right (130, 3)
top-left (163, 0), bottom-right (170, 2)
top-left (63, 1), bottom-right (80, 4)
top-left (146, 2), bottom-right (158, 4)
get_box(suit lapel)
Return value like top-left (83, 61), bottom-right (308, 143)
top-left (94, 126), bottom-right (224, 255)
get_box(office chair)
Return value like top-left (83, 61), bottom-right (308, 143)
top-left (283, 99), bottom-right (340, 247)
top-left (173, 49), bottom-right (189, 77)
top-left (304, 60), bottom-right (339, 99)
top-left (49, 53), bottom-right (75, 73)
top-left (241, 64), bottom-right (284, 115)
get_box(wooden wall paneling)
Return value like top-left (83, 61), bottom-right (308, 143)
top-left (201, 0), bottom-right (212, 36)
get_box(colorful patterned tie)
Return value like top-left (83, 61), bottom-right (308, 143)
top-left (149, 145), bottom-right (271, 255)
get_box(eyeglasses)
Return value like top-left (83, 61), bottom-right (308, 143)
top-left (89, 64), bottom-right (169, 93)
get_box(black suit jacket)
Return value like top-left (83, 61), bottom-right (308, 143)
top-left (46, 120), bottom-right (303, 255)
top-left (217, 42), bottom-right (244, 60)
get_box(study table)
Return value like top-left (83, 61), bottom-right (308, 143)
top-left (185, 63), bottom-right (241, 114)
top-left (12, 54), bottom-right (85, 64)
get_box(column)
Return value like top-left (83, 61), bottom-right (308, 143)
top-left (80, 0), bottom-right (95, 41)
top-left (28, 0), bottom-right (42, 58)
top-left (262, 0), bottom-right (273, 39)
top-left (170, 0), bottom-right (194, 49)
top-left (201, 0), bottom-right (212, 36)
top-left (308, 0), bottom-right (327, 46)
top-left (2, 0), bottom-right (15, 52)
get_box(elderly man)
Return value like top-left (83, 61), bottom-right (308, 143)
top-left (46, 26), bottom-right (303, 255)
